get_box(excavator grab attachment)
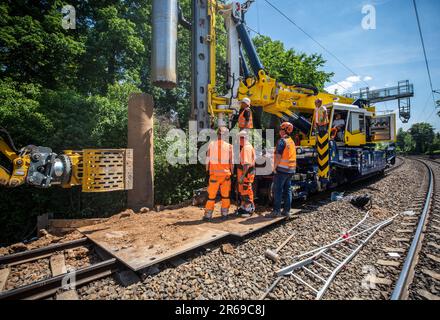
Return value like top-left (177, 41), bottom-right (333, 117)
top-left (0, 128), bottom-right (133, 192)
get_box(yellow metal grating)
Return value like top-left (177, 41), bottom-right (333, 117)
top-left (81, 149), bottom-right (133, 193)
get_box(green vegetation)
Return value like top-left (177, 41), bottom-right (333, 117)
top-left (396, 123), bottom-right (440, 155)
top-left (0, 0), bottom-right (333, 244)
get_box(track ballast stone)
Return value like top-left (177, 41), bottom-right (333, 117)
top-left (73, 159), bottom-right (426, 300)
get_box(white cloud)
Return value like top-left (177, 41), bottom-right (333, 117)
top-left (346, 75), bottom-right (361, 83)
top-left (325, 75), bottom-right (373, 94)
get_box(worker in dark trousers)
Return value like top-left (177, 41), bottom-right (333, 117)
top-left (268, 122), bottom-right (297, 218)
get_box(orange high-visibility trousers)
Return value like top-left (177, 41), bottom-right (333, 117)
top-left (237, 170), bottom-right (255, 205)
top-left (205, 175), bottom-right (231, 211)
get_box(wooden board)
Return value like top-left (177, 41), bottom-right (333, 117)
top-left (56, 290), bottom-right (79, 300)
top-left (0, 268), bottom-right (10, 292)
top-left (78, 205), bottom-right (290, 271)
top-left (50, 253), bottom-right (67, 276)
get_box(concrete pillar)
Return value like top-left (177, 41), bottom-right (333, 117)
top-left (127, 93), bottom-right (154, 211)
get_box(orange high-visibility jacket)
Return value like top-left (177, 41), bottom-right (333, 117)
top-left (276, 137), bottom-right (297, 171)
top-left (207, 140), bottom-right (233, 176)
top-left (239, 143), bottom-right (256, 174)
top-left (238, 107), bottom-right (253, 129)
top-left (314, 105), bottom-right (329, 126)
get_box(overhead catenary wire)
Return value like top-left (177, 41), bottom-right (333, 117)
top-left (412, 0), bottom-right (437, 112)
top-left (245, 24), bottom-right (351, 94)
top-left (263, 0), bottom-right (370, 88)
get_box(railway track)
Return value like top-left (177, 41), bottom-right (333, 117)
top-left (0, 157), bottom-right (406, 300)
top-left (391, 158), bottom-right (439, 300)
top-left (0, 239), bottom-right (121, 300)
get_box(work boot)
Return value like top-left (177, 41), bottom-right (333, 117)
top-left (236, 207), bottom-right (250, 218)
top-left (266, 210), bottom-right (281, 218)
top-left (221, 208), bottom-right (229, 220)
top-left (203, 211), bottom-right (213, 222)
top-left (281, 210), bottom-right (293, 219)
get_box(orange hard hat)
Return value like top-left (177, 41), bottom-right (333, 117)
top-left (280, 122), bottom-right (294, 134)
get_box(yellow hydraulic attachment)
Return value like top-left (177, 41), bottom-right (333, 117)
top-left (205, 1), bottom-right (355, 128)
top-left (0, 128), bottom-right (132, 192)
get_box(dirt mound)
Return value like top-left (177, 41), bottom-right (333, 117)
top-left (107, 209), bottom-right (138, 223)
top-left (0, 229), bottom-right (86, 256)
top-left (61, 230), bottom-right (85, 242)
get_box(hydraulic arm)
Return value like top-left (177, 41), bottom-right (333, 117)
top-left (205, 1), bottom-right (354, 127)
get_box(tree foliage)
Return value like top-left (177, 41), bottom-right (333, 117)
top-left (0, 0), bottom-right (338, 243)
top-left (253, 35), bottom-right (333, 89)
top-left (396, 123), bottom-right (439, 154)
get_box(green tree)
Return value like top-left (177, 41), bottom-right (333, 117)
top-left (0, 0), bottom-right (346, 243)
top-left (396, 128), bottom-right (408, 152)
top-left (78, 5), bottom-right (144, 94)
top-left (253, 35), bottom-right (334, 89)
top-left (408, 122), bottom-right (435, 154)
top-left (430, 132), bottom-right (440, 154)
top-left (0, 1), bottom-right (85, 89)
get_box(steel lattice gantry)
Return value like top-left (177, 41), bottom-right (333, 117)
top-left (346, 80), bottom-right (414, 123)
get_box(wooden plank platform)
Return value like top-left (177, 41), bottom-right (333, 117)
top-left (78, 205), bottom-right (291, 271)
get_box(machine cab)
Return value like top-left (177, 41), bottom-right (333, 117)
top-left (328, 103), bottom-right (396, 146)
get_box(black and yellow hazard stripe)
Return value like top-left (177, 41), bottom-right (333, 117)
top-left (317, 128), bottom-right (330, 178)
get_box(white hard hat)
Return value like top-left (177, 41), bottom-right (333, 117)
top-left (241, 97), bottom-right (251, 106)
top-left (217, 126), bottom-right (229, 136)
top-left (237, 130), bottom-right (248, 139)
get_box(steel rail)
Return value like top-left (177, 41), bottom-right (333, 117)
top-left (390, 159), bottom-right (434, 300)
top-left (0, 238), bottom-right (90, 266)
top-left (0, 258), bottom-right (118, 300)
top-left (384, 156), bottom-right (405, 175)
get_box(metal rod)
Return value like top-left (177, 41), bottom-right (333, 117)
top-left (259, 276), bottom-right (282, 300)
top-left (0, 258), bottom-right (117, 300)
top-left (292, 274), bottom-right (318, 294)
top-left (282, 215), bottom-right (396, 266)
top-left (303, 267), bottom-right (326, 282)
top-left (321, 253), bottom-right (341, 265)
top-left (313, 261), bottom-right (332, 273)
top-left (316, 223), bottom-right (388, 300)
top-left (391, 160), bottom-right (434, 300)
top-left (0, 238), bottom-right (89, 266)
top-left (329, 247), bottom-right (348, 258)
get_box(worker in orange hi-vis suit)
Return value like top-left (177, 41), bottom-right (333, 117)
top-left (236, 130), bottom-right (256, 217)
top-left (204, 127), bottom-right (234, 221)
top-left (313, 98), bottom-right (329, 135)
top-left (237, 97), bottom-right (253, 130)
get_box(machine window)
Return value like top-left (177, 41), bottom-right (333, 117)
top-left (348, 112), bottom-right (364, 134)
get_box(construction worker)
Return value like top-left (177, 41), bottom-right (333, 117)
top-left (313, 98), bottom-right (329, 135)
top-left (331, 113), bottom-right (346, 141)
top-left (237, 97), bottom-right (253, 130)
top-left (236, 130), bottom-right (256, 217)
top-left (204, 127), bottom-right (234, 221)
top-left (268, 122), bottom-right (297, 218)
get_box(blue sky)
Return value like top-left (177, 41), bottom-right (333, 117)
top-left (244, 0), bottom-right (440, 131)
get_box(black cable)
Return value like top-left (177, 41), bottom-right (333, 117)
top-left (413, 0), bottom-right (437, 110)
top-left (263, 0), bottom-right (370, 88)
top-left (245, 23), bottom-right (351, 94)
top-left (0, 127), bottom-right (18, 152)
